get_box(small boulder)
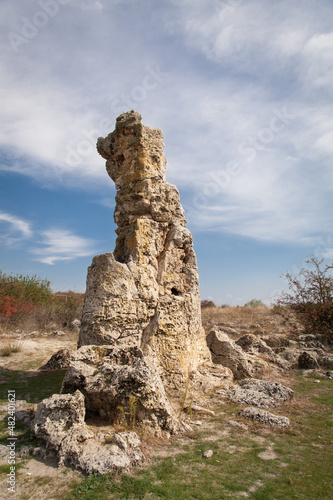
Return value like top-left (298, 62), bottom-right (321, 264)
top-left (202, 449), bottom-right (213, 458)
top-left (40, 349), bottom-right (72, 370)
top-left (298, 351), bottom-right (319, 369)
top-left (227, 379), bottom-right (294, 408)
top-left (206, 331), bottom-right (252, 378)
top-left (238, 407), bottom-right (290, 428)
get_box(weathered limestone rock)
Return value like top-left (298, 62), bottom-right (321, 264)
top-left (78, 111), bottom-right (211, 390)
top-left (206, 330), bottom-right (253, 378)
top-left (61, 345), bottom-right (181, 433)
top-left (298, 351), bottom-right (320, 369)
top-left (228, 379), bottom-right (294, 408)
top-left (31, 390), bottom-right (145, 474)
top-left (40, 348), bottom-right (72, 370)
top-left (238, 407), bottom-right (290, 428)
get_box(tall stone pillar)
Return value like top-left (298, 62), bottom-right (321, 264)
top-left (78, 111), bottom-right (212, 390)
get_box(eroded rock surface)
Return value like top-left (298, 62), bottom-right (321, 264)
top-left (228, 379), bottom-right (294, 408)
top-left (61, 345), bottom-right (181, 433)
top-left (31, 390), bottom-right (145, 474)
top-left (238, 407), bottom-right (290, 428)
top-left (78, 111), bottom-right (211, 390)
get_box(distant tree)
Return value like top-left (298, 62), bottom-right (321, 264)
top-left (201, 300), bottom-right (216, 308)
top-left (244, 299), bottom-right (266, 308)
top-left (276, 256), bottom-right (333, 339)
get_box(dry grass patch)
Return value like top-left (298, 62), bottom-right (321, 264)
top-left (0, 340), bottom-right (23, 357)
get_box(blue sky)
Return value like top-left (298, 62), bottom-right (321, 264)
top-left (0, 0), bottom-right (332, 305)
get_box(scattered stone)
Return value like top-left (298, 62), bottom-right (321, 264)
top-left (320, 356), bottom-right (333, 369)
top-left (70, 319), bottom-right (81, 331)
top-left (78, 110), bottom-right (212, 392)
top-left (226, 420), bottom-right (248, 430)
top-left (19, 445), bottom-right (30, 459)
top-left (238, 407), bottom-right (290, 428)
top-left (228, 379), bottom-right (294, 408)
top-left (190, 405), bottom-right (215, 416)
top-left (52, 330), bottom-right (66, 337)
top-left (181, 422), bottom-right (193, 432)
top-left (192, 420), bottom-right (203, 426)
top-left (15, 410), bottom-right (33, 425)
top-left (325, 371), bottom-right (333, 379)
top-left (202, 449), bottom-right (213, 458)
top-left (239, 379), bottom-right (294, 402)
top-left (298, 351), bottom-right (319, 369)
top-left (236, 334), bottom-right (291, 370)
top-left (40, 348), bottom-right (72, 370)
top-left (32, 446), bottom-right (47, 459)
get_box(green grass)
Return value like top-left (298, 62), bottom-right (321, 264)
top-left (0, 368), bottom-right (66, 403)
top-left (66, 374), bottom-right (333, 500)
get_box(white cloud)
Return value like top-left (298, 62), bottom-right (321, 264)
top-left (0, 0), bottom-right (332, 251)
top-left (31, 229), bottom-right (97, 265)
top-left (0, 212), bottom-right (33, 244)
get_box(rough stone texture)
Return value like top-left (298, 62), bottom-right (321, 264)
top-left (31, 390), bottom-right (86, 452)
top-left (226, 420), bottom-right (248, 430)
top-left (206, 330), bottom-right (254, 379)
top-left (236, 334), bottom-right (290, 370)
top-left (78, 110), bottom-right (211, 391)
top-left (238, 407), bottom-right (290, 428)
top-left (228, 379), bottom-right (294, 408)
top-left (320, 356), bottom-right (333, 369)
top-left (31, 391), bottom-right (144, 474)
top-left (61, 345), bottom-right (181, 433)
top-left (298, 351), bottom-right (320, 369)
top-left (40, 348), bottom-right (72, 370)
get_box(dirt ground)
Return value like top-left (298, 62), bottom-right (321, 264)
top-left (0, 311), bottom-right (331, 499)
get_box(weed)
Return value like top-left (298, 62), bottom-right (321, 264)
top-left (129, 395), bottom-right (137, 429)
top-left (0, 340), bottom-right (23, 357)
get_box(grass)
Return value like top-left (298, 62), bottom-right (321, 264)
top-left (0, 367), bottom-right (66, 403)
top-left (65, 373), bottom-right (333, 500)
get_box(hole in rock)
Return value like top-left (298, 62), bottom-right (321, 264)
top-left (171, 287), bottom-right (181, 296)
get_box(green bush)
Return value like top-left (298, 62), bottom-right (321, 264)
top-left (244, 298), bottom-right (266, 308)
top-left (0, 270), bottom-right (52, 305)
top-left (0, 270), bottom-right (84, 331)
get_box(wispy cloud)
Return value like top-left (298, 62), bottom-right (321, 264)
top-left (31, 229), bottom-right (97, 265)
top-left (0, 212), bottom-right (33, 245)
top-left (0, 0), bottom-right (332, 252)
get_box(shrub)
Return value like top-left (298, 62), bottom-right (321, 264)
top-left (244, 299), bottom-right (266, 308)
top-left (0, 270), bottom-right (52, 305)
top-left (0, 271), bottom-right (84, 331)
top-left (276, 256), bottom-right (333, 339)
top-left (201, 300), bottom-right (216, 308)
top-left (0, 340), bottom-right (23, 357)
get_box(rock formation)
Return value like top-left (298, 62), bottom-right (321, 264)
top-left (60, 345), bottom-right (181, 433)
top-left (78, 110), bottom-right (212, 391)
top-left (31, 391), bottom-right (145, 474)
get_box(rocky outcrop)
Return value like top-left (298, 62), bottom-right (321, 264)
top-left (78, 110), bottom-right (211, 391)
top-left (61, 345), bottom-right (181, 433)
top-left (31, 390), bottom-right (145, 474)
